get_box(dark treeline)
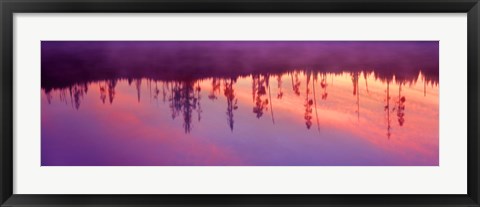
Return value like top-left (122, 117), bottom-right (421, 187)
top-left (41, 41), bottom-right (439, 92)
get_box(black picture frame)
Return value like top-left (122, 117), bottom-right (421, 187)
top-left (1, 0), bottom-right (479, 206)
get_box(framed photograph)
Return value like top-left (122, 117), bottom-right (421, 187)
top-left (1, 0), bottom-right (479, 206)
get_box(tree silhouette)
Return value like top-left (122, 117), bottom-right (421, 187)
top-left (396, 84), bottom-right (406, 126)
top-left (208, 78), bottom-right (221, 100)
top-left (384, 81), bottom-right (392, 139)
top-left (363, 71), bottom-right (370, 94)
top-left (293, 72), bottom-right (301, 96)
top-left (75, 85), bottom-right (86, 110)
top-left (277, 74), bottom-right (284, 99)
top-left (252, 75), bottom-right (269, 118)
top-left (267, 75), bottom-right (275, 124)
top-left (135, 79), bottom-right (142, 103)
top-left (169, 82), bottom-right (181, 119)
top-left (312, 74), bottom-right (320, 131)
top-left (167, 80), bottom-right (201, 133)
top-left (153, 81), bottom-right (160, 106)
top-left (63, 84), bottom-right (88, 110)
top-left (351, 72), bottom-right (360, 121)
top-left (107, 80), bottom-right (117, 104)
top-left (304, 73), bottom-right (313, 129)
top-left (195, 82), bottom-right (202, 122)
top-left (320, 73), bottom-right (328, 100)
top-left (162, 82), bottom-right (168, 103)
top-left (59, 89), bottom-right (68, 105)
top-left (99, 83), bottom-right (107, 104)
top-left (44, 89), bottom-right (53, 104)
top-left (224, 78), bottom-right (238, 131)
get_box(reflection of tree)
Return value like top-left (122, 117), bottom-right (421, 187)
top-left (351, 72), bottom-right (360, 121)
top-left (423, 73), bottom-right (426, 97)
top-left (208, 78), bottom-right (221, 100)
top-left (304, 73), bottom-right (313, 129)
top-left (312, 74), bottom-right (320, 131)
top-left (384, 80), bottom-right (408, 138)
top-left (292, 72), bottom-right (301, 96)
top-left (44, 89), bottom-right (53, 104)
top-left (59, 89), bottom-right (68, 105)
top-left (252, 75), bottom-right (269, 118)
top-left (153, 81), bottom-right (160, 106)
top-left (252, 76), bottom-right (257, 102)
top-left (135, 79), bottom-right (142, 103)
top-left (107, 80), bottom-right (117, 104)
top-left (396, 84), bottom-right (406, 126)
top-left (99, 83), bottom-right (107, 104)
top-left (169, 82), bottom-right (179, 119)
top-left (352, 72), bottom-right (358, 96)
top-left (43, 69), bottom-right (434, 134)
top-left (277, 75), bottom-right (284, 99)
top-left (364, 71), bottom-right (370, 94)
top-left (224, 78), bottom-right (238, 131)
top-left (168, 81), bottom-right (201, 133)
top-left (148, 79), bottom-right (152, 102)
top-left (384, 81), bottom-right (391, 139)
top-left (98, 81), bottom-right (114, 104)
top-left (84, 83), bottom-right (89, 94)
top-left (320, 73), bottom-right (328, 100)
top-left (195, 83), bottom-right (202, 122)
top-left (268, 76), bottom-right (275, 124)
top-left (162, 82), bottom-right (168, 103)
top-left (67, 84), bottom-right (88, 110)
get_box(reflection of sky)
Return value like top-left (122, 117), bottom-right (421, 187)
top-left (41, 72), bottom-right (438, 166)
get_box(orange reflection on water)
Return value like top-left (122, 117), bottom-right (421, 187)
top-left (42, 71), bottom-right (438, 166)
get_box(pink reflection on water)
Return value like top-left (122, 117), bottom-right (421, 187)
top-left (41, 71), bottom-right (438, 166)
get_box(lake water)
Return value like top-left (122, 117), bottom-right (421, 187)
top-left (41, 41), bottom-right (439, 166)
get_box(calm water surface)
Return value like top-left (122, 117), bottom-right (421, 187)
top-left (41, 41), bottom-right (439, 166)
